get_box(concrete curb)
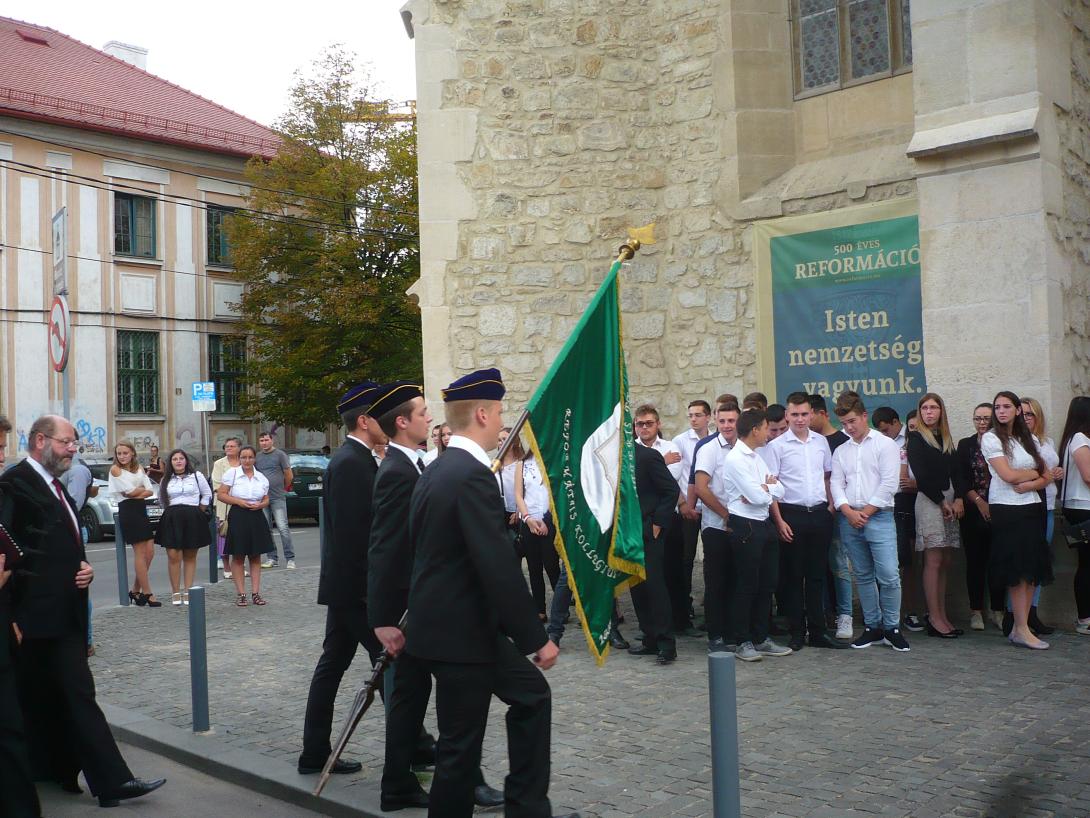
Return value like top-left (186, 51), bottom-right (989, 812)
top-left (101, 702), bottom-right (423, 818)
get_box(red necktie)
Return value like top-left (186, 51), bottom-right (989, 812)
top-left (52, 479), bottom-right (81, 546)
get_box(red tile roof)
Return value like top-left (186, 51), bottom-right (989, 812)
top-left (0, 16), bottom-right (280, 158)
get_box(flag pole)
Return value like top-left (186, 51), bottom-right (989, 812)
top-left (489, 235), bottom-right (644, 475)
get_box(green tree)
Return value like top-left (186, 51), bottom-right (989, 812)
top-left (228, 47), bottom-right (420, 430)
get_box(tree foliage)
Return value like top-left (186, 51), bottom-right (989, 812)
top-left (228, 47), bottom-right (420, 430)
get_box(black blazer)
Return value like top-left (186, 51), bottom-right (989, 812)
top-left (906, 431), bottom-right (965, 505)
top-left (317, 438), bottom-right (378, 608)
top-left (0, 459), bottom-right (87, 640)
top-left (406, 447), bottom-right (546, 663)
top-left (956, 434), bottom-right (986, 499)
top-left (635, 444), bottom-right (679, 539)
top-left (367, 446), bottom-right (421, 629)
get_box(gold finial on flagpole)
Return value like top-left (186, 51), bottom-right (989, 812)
top-left (616, 223), bottom-right (656, 262)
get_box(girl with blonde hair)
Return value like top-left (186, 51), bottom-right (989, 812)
top-left (109, 439), bottom-right (159, 606)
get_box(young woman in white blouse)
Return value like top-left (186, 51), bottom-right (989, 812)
top-left (515, 448), bottom-right (559, 620)
top-left (1019, 397), bottom-right (1062, 635)
top-left (1058, 395), bottom-right (1090, 635)
top-left (981, 391), bottom-right (1053, 650)
top-left (216, 445), bottom-right (274, 606)
top-left (109, 439), bottom-right (160, 607)
top-left (157, 449), bottom-right (213, 606)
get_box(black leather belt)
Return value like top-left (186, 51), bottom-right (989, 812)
top-left (780, 502), bottom-right (828, 513)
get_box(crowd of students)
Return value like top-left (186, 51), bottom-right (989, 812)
top-left (601, 387), bottom-right (1090, 662)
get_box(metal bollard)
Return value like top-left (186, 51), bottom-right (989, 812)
top-left (188, 585), bottom-right (211, 733)
top-left (113, 512), bottom-right (130, 607)
top-left (207, 513), bottom-right (219, 584)
top-left (708, 650), bottom-right (742, 818)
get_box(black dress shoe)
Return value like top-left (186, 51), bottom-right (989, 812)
top-left (788, 636), bottom-right (805, 652)
top-left (924, 616), bottom-right (958, 639)
top-left (381, 787), bottom-right (430, 811)
top-left (474, 783), bottom-right (504, 807)
top-left (609, 629), bottom-right (630, 650)
top-left (59, 777), bottom-right (83, 794)
top-left (297, 756), bottom-right (362, 775)
top-left (707, 636), bottom-right (726, 654)
top-left (656, 651), bottom-right (677, 665)
top-left (97, 777), bottom-right (166, 807)
top-left (628, 643), bottom-right (656, 656)
top-left (807, 632), bottom-right (848, 649)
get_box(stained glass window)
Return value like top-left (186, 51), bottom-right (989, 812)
top-left (901, 0), bottom-right (912, 65)
top-left (849, 0), bottom-right (890, 79)
top-left (800, 0), bottom-right (840, 90)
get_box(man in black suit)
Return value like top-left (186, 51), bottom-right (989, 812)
top-left (397, 369), bottom-right (576, 818)
top-left (298, 382), bottom-right (387, 775)
top-left (367, 381), bottom-right (503, 811)
top-left (628, 441), bottom-right (683, 664)
top-left (0, 415), bottom-right (164, 808)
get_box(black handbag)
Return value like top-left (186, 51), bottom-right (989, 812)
top-left (1056, 447), bottom-right (1090, 546)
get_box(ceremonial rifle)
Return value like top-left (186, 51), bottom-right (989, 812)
top-left (313, 610), bottom-right (408, 796)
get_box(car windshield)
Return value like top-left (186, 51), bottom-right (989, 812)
top-left (290, 455), bottom-right (329, 469)
top-left (88, 465), bottom-right (112, 482)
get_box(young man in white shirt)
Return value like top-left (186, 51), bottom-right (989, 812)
top-left (764, 393), bottom-right (845, 651)
top-left (671, 399), bottom-right (711, 633)
top-left (830, 393), bottom-right (909, 652)
top-left (722, 410), bottom-right (792, 661)
top-left (693, 401), bottom-right (739, 652)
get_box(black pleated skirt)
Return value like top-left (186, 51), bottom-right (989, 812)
top-left (158, 505), bottom-right (211, 550)
top-left (117, 498), bottom-right (154, 544)
top-left (989, 502), bottom-right (1053, 587)
top-left (224, 506), bottom-right (274, 557)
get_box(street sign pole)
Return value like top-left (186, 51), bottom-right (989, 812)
top-left (52, 208), bottom-right (69, 419)
top-left (192, 381), bottom-right (217, 582)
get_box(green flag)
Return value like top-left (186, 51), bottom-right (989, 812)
top-left (523, 259), bottom-right (644, 664)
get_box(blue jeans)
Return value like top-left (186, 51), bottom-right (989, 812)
top-left (839, 510), bottom-right (901, 630)
top-left (264, 498), bottom-right (294, 561)
top-left (829, 526), bottom-right (853, 617)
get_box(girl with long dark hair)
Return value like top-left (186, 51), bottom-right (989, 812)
top-left (982, 391), bottom-right (1053, 649)
top-left (158, 449), bottom-right (213, 605)
top-left (1058, 395), bottom-right (1090, 635)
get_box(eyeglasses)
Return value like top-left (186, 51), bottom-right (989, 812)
top-left (972, 416), bottom-right (991, 423)
top-left (1023, 411), bottom-right (1036, 418)
top-left (43, 435), bottom-right (79, 449)
top-left (634, 420), bottom-right (657, 428)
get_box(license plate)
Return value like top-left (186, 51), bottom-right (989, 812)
top-left (148, 506), bottom-right (163, 519)
top-left (308, 483), bottom-right (321, 490)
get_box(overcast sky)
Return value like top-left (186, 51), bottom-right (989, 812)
top-left (2, 0), bottom-right (417, 128)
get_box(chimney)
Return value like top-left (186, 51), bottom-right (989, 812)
top-left (102, 41), bottom-right (148, 70)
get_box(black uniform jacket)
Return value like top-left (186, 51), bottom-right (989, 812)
top-left (635, 443), bottom-right (681, 539)
top-left (405, 447), bottom-right (546, 664)
top-left (0, 459), bottom-right (87, 640)
top-left (367, 445), bottom-right (420, 629)
top-left (317, 438), bottom-right (378, 608)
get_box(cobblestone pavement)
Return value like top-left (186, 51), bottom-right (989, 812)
top-left (88, 551), bottom-right (1090, 818)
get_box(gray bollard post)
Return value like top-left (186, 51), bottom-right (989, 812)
top-left (113, 512), bottom-right (130, 607)
top-left (188, 585), bottom-right (211, 733)
top-left (207, 513), bottom-right (219, 584)
top-left (708, 650), bottom-right (742, 818)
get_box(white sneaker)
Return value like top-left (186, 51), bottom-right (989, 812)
top-left (261, 558), bottom-right (275, 569)
top-left (835, 614), bottom-right (853, 640)
top-left (286, 559), bottom-right (296, 570)
top-left (991, 610), bottom-right (1006, 630)
top-left (970, 611), bottom-right (985, 631)
top-left (1076, 620), bottom-right (1090, 636)
top-left (223, 570), bottom-right (232, 579)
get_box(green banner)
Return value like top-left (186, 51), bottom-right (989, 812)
top-left (524, 259), bottom-right (644, 664)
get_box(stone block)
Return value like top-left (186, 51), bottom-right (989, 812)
top-left (512, 266), bottom-right (556, 287)
top-left (526, 198), bottom-right (551, 217)
top-left (578, 121), bottom-right (629, 151)
top-left (628, 313), bottom-right (666, 340)
top-left (487, 192), bottom-right (518, 218)
top-left (479, 304), bottom-right (518, 336)
top-left (560, 264), bottom-right (586, 285)
top-left (482, 131), bottom-right (529, 160)
top-left (523, 313), bottom-right (553, 338)
top-left (708, 290), bottom-right (739, 323)
top-left (479, 338), bottom-right (515, 355)
top-left (512, 56), bottom-right (549, 79)
top-left (554, 84), bottom-right (598, 110)
top-left (691, 337), bottom-right (721, 366)
top-left (564, 222), bottom-right (594, 244)
top-left (575, 19), bottom-right (597, 44)
top-left (677, 287), bottom-right (706, 308)
top-left (913, 12), bottom-right (969, 112)
top-left (504, 353), bottom-right (541, 374)
top-left (507, 223), bottom-right (536, 246)
top-left (470, 236), bottom-right (504, 260)
top-left (966, 0), bottom-right (1036, 103)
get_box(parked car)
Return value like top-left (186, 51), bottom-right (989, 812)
top-left (284, 450), bottom-right (330, 521)
top-left (81, 460), bottom-right (163, 543)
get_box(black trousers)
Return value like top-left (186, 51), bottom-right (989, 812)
top-left (779, 505), bottom-right (833, 639)
top-left (300, 604), bottom-right (384, 764)
top-left (422, 637), bottom-right (552, 818)
top-left (521, 515), bottom-right (559, 617)
top-left (701, 527), bottom-right (734, 641)
top-left (17, 633), bottom-right (133, 797)
top-left (629, 526), bottom-right (676, 654)
top-left (0, 661), bottom-right (40, 818)
top-left (729, 517), bottom-right (778, 646)
top-left (1068, 508), bottom-right (1090, 618)
top-left (662, 511), bottom-right (690, 629)
top-left (960, 504), bottom-right (1004, 612)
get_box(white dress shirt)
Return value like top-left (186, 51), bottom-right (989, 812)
top-left (387, 441), bottom-right (426, 473)
top-left (221, 466), bottom-right (270, 502)
top-left (764, 428), bottom-right (831, 507)
top-left (27, 455), bottom-right (81, 534)
top-left (639, 437), bottom-right (684, 499)
top-left (722, 440), bottom-right (784, 521)
top-left (162, 471), bottom-right (213, 506)
top-left (421, 447), bottom-right (440, 466)
top-left (671, 428), bottom-right (706, 499)
top-left (1064, 432), bottom-right (1090, 509)
top-left (830, 429), bottom-right (900, 511)
top-left (693, 433), bottom-right (733, 531)
top-left (519, 457), bottom-right (551, 519)
top-left (980, 431), bottom-right (1040, 507)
